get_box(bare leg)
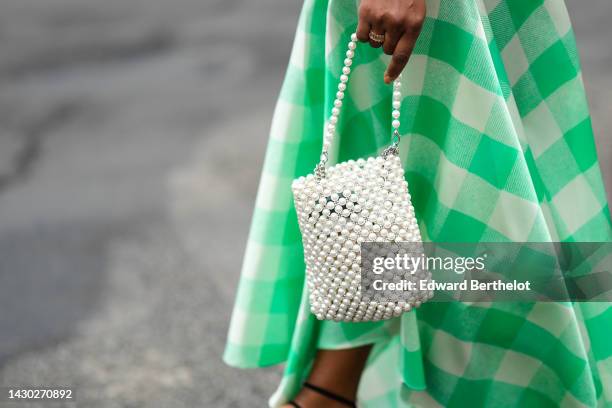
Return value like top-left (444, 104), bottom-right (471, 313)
top-left (282, 345), bottom-right (372, 407)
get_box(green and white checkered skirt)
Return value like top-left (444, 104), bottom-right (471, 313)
top-left (224, 0), bottom-right (612, 406)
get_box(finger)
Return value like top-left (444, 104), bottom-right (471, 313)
top-left (356, 14), bottom-right (371, 42)
top-left (381, 12), bottom-right (403, 56)
top-left (382, 27), bottom-right (402, 56)
top-left (384, 33), bottom-right (415, 83)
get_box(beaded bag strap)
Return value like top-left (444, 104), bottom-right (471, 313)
top-left (315, 32), bottom-right (403, 180)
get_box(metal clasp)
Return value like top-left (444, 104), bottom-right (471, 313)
top-left (382, 130), bottom-right (401, 157)
top-left (314, 151), bottom-right (328, 180)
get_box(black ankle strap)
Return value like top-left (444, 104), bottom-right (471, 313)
top-left (288, 401), bottom-right (301, 408)
top-left (303, 382), bottom-right (357, 407)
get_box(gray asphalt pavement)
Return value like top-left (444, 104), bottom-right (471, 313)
top-left (0, 1), bottom-right (609, 407)
top-left (0, 1), bottom-right (301, 407)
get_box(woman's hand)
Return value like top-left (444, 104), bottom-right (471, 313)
top-left (356, 0), bottom-right (426, 83)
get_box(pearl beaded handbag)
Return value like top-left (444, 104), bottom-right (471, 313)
top-left (292, 33), bottom-right (432, 322)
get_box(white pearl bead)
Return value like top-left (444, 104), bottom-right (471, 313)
top-left (334, 99), bottom-right (343, 108)
top-left (342, 66), bottom-right (350, 75)
top-left (392, 119), bottom-right (400, 129)
top-left (330, 116), bottom-right (338, 124)
top-left (336, 91), bottom-right (345, 100)
top-left (338, 83), bottom-right (346, 91)
top-left (346, 50), bottom-right (354, 59)
top-left (393, 91), bottom-right (401, 100)
top-left (392, 110), bottom-right (400, 119)
top-left (348, 41), bottom-right (356, 50)
top-left (351, 33), bottom-right (358, 41)
top-left (392, 100), bottom-right (401, 109)
top-left (332, 107), bottom-right (340, 116)
top-left (340, 74), bottom-right (348, 83)
top-left (344, 58), bottom-right (353, 67)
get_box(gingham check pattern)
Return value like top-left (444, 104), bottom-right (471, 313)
top-left (224, 0), bottom-right (612, 406)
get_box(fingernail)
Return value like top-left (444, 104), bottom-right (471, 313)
top-left (384, 74), bottom-right (391, 84)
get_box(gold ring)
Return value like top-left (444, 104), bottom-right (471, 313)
top-left (368, 31), bottom-right (385, 43)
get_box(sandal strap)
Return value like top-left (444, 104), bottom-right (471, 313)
top-left (303, 382), bottom-right (357, 407)
top-left (288, 401), bottom-right (302, 408)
